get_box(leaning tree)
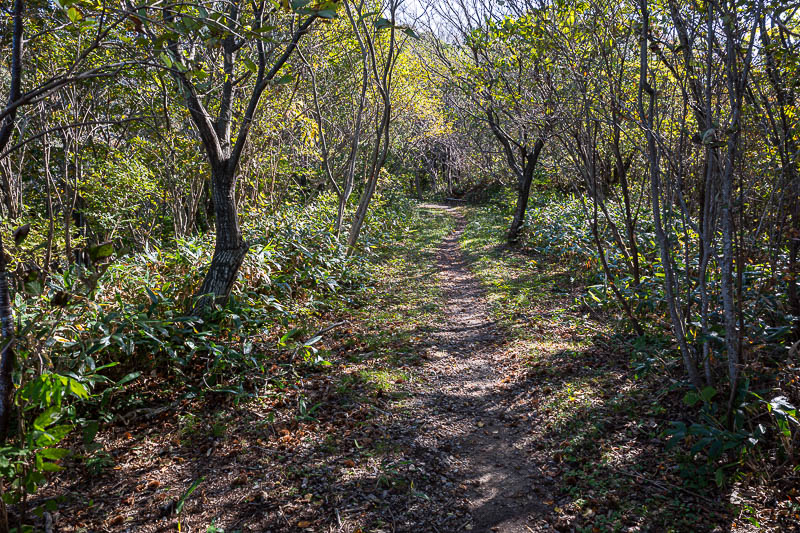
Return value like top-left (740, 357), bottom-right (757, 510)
top-left (138, 0), bottom-right (339, 305)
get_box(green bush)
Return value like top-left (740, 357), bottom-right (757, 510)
top-left (0, 190), bottom-right (420, 515)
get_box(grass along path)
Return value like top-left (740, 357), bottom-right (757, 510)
top-left (458, 204), bottom-right (759, 533)
top-left (37, 204), bottom-right (466, 532)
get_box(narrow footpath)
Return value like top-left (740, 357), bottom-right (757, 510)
top-left (32, 204), bottom-right (746, 533)
top-left (411, 206), bottom-right (553, 532)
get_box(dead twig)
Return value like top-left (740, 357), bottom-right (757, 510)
top-left (118, 401), bottom-right (180, 425)
top-left (615, 468), bottom-right (717, 505)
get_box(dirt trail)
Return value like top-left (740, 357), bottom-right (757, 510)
top-left (31, 204), bottom-right (750, 533)
top-left (412, 206), bottom-right (552, 532)
top-left (34, 205), bottom-right (560, 533)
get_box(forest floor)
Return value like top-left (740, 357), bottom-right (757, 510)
top-left (35, 204), bottom-right (784, 532)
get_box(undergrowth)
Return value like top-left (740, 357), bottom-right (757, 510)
top-left (0, 190), bottom-right (428, 521)
top-left (460, 192), bottom-right (800, 532)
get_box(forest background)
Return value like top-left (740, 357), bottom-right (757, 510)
top-left (0, 0), bottom-right (798, 531)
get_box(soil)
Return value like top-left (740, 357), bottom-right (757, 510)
top-left (410, 206), bottom-right (553, 532)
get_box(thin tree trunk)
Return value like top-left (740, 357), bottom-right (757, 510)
top-left (638, 0), bottom-right (702, 389)
top-left (0, 232), bottom-right (14, 446)
top-left (345, 0), bottom-right (398, 254)
top-left (507, 171), bottom-right (532, 244)
top-left (757, 5), bottom-right (800, 336)
top-left (699, 3), bottom-right (718, 387)
top-left (337, 54), bottom-right (369, 236)
top-left (0, 0), bottom-right (23, 476)
top-left (43, 134), bottom-right (55, 269)
top-left (580, 132), bottom-right (645, 336)
top-left (719, 1), bottom-right (759, 418)
top-left (589, 197), bottom-right (645, 336)
top-left (347, 112), bottom-right (389, 252)
top-left (612, 131), bottom-right (640, 285)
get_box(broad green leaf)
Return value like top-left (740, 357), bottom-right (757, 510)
top-left (700, 386), bottom-right (717, 403)
top-left (33, 408), bottom-right (60, 431)
top-left (683, 391), bottom-right (700, 407)
top-left (67, 6), bottom-right (81, 22)
top-left (38, 448), bottom-right (70, 461)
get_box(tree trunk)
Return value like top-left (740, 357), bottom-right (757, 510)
top-left (0, 231), bottom-right (14, 447)
top-left (638, 0), bottom-right (702, 389)
top-left (194, 164), bottom-right (248, 307)
top-left (758, 11), bottom-right (800, 336)
top-left (346, 76), bottom-right (393, 252)
top-left (719, 3), bottom-right (759, 418)
top-left (507, 139), bottom-right (545, 244)
top-left (507, 171), bottom-right (532, 244)
top-left (347, 169), bottom-right (380, 252)
top-left (0, 159), bottom-right (20, 220)
top-left (335, 190), bottom-right (349, 237)
top-left (0, 8), bottom-right (21, 532)
top-left (790, 203), bottom-right (800, 337)
top-left (43, 135), bottom-right (55, 270)
top-left (446, 153), bottom-right (453, 196)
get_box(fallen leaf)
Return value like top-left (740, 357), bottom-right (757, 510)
top-left (107, 515), bottom-right (125, 526)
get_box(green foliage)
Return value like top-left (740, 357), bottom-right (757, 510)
top-left (474, 188), bottom-right (800, 488)
top-left (80, 148), bottom-right (159, 237)
top-left (0, 361), bottom-right (133, 508)
top-left (0, 191), bottom-right (420, 518)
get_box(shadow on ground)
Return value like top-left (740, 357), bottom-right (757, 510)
top-left (29, 204), bottom-right (740, 533)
